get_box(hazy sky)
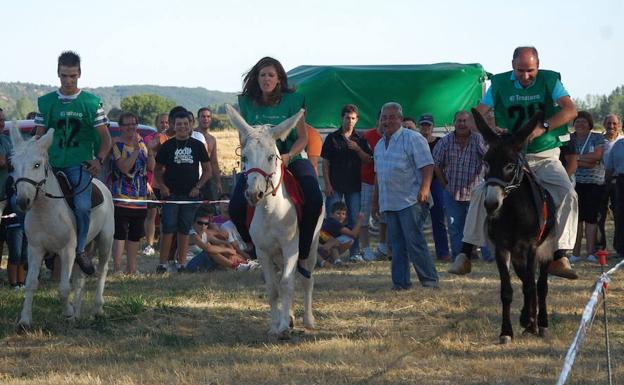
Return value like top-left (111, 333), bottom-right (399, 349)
top-left (3, 0), bottom-right (622, 100)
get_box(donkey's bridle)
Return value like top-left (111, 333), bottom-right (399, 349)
top-left (14, 163), bottom-right (93, 200)
top-left (243, 154), bottom-right (284, 197)
top-left (485, 154), bottom-right (527, 194)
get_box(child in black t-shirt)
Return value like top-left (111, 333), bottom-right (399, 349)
top-left (153, 110), bottom-right (211, 273)
top-left (318, 201), bottom-right (364, 266)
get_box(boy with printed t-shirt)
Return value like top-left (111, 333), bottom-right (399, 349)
top-left (153, 111), bottom-right (211, 273)
top-left (34, 51), bottom-right (112, 276)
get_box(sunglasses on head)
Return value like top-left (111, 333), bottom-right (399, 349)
top-left (196, 220), bottom-right (210, 226)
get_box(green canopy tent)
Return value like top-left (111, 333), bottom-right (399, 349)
top-left (287, 63), bottom-right (489, 129)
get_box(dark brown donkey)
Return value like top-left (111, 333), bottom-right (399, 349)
top-left (472, 108), bottom-right (558, 344)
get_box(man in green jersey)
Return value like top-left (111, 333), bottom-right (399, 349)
top-left (448, 46), bottom-right (579, 279)
top-left (34, 51), bottom-right (112, 275)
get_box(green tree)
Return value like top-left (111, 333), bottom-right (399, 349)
top-left (120, 93), bottom-right (176, 125)
top-left (15, 96), bottom-right (35, 119)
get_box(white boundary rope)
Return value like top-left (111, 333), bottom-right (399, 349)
top-left (113, 198), bottom-right (229, 205)
top-left (555, 258), bottom-right (624, 385)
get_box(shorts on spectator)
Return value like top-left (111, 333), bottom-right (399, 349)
top-left (576, 182), bottom-right (606, 224)
top-left (160, 194), bottom-right (201, 234)
top-left (114, 206), bottom-right (147, 241)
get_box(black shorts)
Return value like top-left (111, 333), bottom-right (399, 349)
top-left (575, 183), bottom-right (606, 224)
top-left (114, 206), bottom-right (148, 241)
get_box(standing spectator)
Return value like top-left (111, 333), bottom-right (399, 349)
top-left (605, 123), bottom-right (624, 257)
top-left (153, 111), bottom-right (211, 273)
top-left (372, 102), bottom-right (438, 290)
top-left (229, 57), bottom-right (323, 276)
top-left (34, 51), bottom-right (112, 276)
top-left (597, 114), bottom-right (622, 251)
top-left (109, 112), bottom-right (153, 275)
top-left (142, 112), bottom-right (170, 256)
top-left (448, 46), bottom-right (578, 279)
top-left (0, 109), bottom-right (8, 269)
top-left (360, 112), bottom-right (388, 261)
top-left (570, 112), bottom-right (605, 263)
top-left (435, 111), bottom-right (492, 273)
top-left (322, 104), bottom-right (372, 261)
top-left (196, 107), bottom-right (222, 199)
top-left (417, 113), bottom-right (451, 262)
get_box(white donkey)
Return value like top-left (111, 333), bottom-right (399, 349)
top-left (10, 125), bottom-right (114, 329)
top-left (226, 104), bottom-right (323, 340)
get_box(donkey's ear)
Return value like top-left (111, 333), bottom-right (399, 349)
top-left (471, 108), bottom-right (499, 144)
top-left (38, 128), bottom-right (55, 150)
top-left (269, 109), bottom-right (304, 142)
top-left (225, 104), bottom-right (254, 145)
top-left (511, 110), bottom-right (544, 149)
top-left (9, 120), bottom-right (24, 147)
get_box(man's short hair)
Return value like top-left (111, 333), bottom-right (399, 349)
top-left (512, 46), bottom-right (539, 62)
top-left (603, 113), bottom-right (621, 126)
top-left (330, 201), bottom-right (347, 213)
top-left (169, 106), bottom-right (188, 123)
top-left (58, 51), bottom-right (81, 70)
top-left (453, 110), bottom-right (470, 121)
top-left (197, 107), bottom-right (212, 117)
top-left (154, 113), bottom-right (168, 126)
top-left (173, 111), bottom-right (190, 124)
top-left (341, 104), bottom-right (358, 117)
top-left (381, 102), bottom-right (403, 117)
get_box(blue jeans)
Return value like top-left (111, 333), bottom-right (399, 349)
top-left (444, 191), bottom-right (492, 261)
top-left (386, 203), bottom-right (439, 288)
top-left (54, 165), bottom-right (92, 253)
top-left (325, 190), bottom-right (361, 256)
top-left (186, 251), bottom-right (219, 272)
top-left (160, 194), bottom-right (200, 234)
top-left (429, 179), bottom-right (450, 258)
top-left (7, 195), bottom-right (27, 264)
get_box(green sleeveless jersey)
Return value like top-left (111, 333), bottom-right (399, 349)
top-left (238, 92), bottom-right (305, 160)
top-left (490, 70), bottom-right (568, 154)
top-left (37, 91), bottom-right (103, 168)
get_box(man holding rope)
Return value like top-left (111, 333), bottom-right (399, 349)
top-left (34, 51), bottom-right (112, 276)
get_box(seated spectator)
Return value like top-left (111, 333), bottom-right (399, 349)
top-left (318, 201), bottom-right (364, 266)
top-left (185, 210), bottom-right (259, 272)
top-left (216, 193), bottom-right (252, 259)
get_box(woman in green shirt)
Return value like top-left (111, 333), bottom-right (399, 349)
top-left (229, 57), bottom-right (323, 264)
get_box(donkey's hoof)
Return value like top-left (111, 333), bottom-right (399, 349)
top-left (538, 327), bottom-right (548, 338)
top-left (278, 328), bottom-right (292, 341)
top-left (289, 315), bottom-right (295, 329)
top-left (499, 335), bottom-right (512, 344)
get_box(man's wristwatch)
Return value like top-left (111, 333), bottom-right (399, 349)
top-left (542, 121), bottom-right (550, 131)
top-left (96, 156), bottom-right (104, 166)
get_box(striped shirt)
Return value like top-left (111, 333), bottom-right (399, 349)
top-left (374, 127), bottom-right (433, 212)
top-left (432, 132), bottom-right (487, 201)
top-left (110, 141), bottom-right (149, 208)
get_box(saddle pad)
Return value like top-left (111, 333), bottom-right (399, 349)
top-left (525, 170), bottom-right (556, 243)
top-left (55, 172), bottom-right (105, 209)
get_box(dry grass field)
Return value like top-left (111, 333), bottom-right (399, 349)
top-left (0, 130), bottom-right (622, 384)
top-left (0, 249), bottom-right (623, 385)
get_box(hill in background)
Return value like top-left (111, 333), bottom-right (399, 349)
top-left (0, 82), bottom-right (237, 119)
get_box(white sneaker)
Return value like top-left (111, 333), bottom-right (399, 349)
top-left (586, 254), bottom-right (599, 263)
top-left (236, 262), bottom-right (251, 272)
top-left (142, 245), bottom-right (155, 256)
top-left (363, 247), bottom-right (376, 261)
top-left (569, 255), bottom-right (583, 263)
top-left (247, 260), bottom-right (261, 271)
top-left (349, 254), bottom-right (365, 262)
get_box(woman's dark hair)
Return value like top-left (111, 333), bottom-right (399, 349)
top-left (574, 110), bottom-right (594, 129)
top-left (241, 56), bottom-right (294, 106)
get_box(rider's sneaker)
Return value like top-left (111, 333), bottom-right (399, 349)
top-left (75, 251), bottom-right (95, 275)
top-left (142, 245), bottom-right (156, 256)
